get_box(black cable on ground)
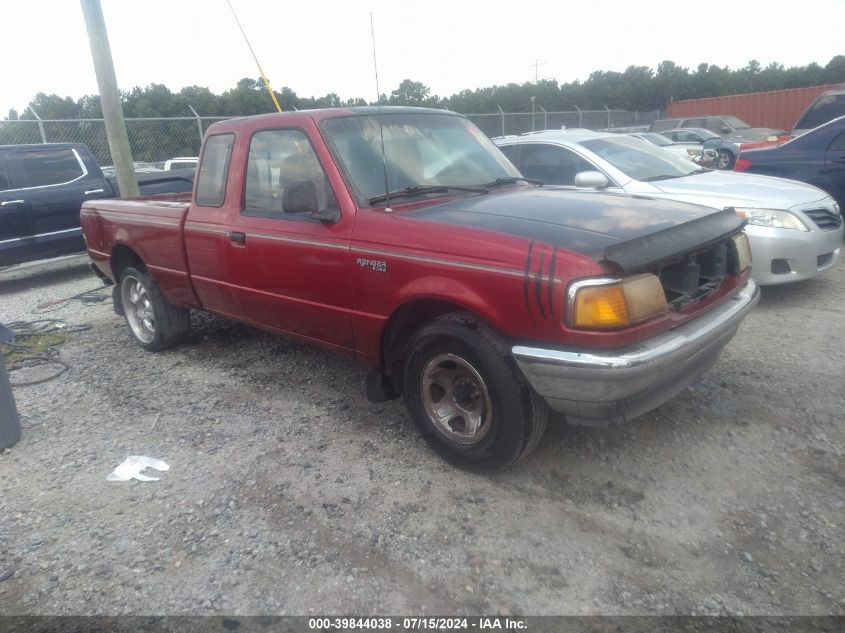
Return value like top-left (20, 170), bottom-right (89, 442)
top-left (1, 319), bottom-right (94, 387)
top-left (33, 286), bottom-right (110, 313)
top-left (8, 356), bottom-right (70, 387)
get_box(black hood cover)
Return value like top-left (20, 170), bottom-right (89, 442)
top-left (407, 188), bottom-right (744, 273)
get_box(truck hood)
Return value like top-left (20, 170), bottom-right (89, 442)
top-left (647, 170), bottom-right (829, 210)
top-left (406, 188), bottom-right (744, 272)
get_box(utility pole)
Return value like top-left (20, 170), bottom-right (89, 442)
top-left (80, 0), bottom-right (138, 197)
top-left (31, 112), bottom-right (48, 144)
top-left (188, 105), bottom-right (204, 144)
top-left (530, 59), bottom-right (546, 83)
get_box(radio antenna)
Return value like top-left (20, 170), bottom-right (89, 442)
top-left (370, 12), bottom-right (391, 211)
top-left (225, 0), bottom-right (282, 112)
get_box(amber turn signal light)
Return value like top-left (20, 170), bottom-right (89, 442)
top-left (570, 274), bottom-right (668, 330)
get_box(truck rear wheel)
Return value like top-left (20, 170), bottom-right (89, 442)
top-left (402, 313), bottom-right (548, 470)
top-left (119, 266), bottom-right (190, 351)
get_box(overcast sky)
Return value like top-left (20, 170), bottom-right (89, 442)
top-left (2, 0), bottom-right (844, 116)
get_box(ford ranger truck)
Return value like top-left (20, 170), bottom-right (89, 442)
top-left (80, 107), bottom-right (759, 469)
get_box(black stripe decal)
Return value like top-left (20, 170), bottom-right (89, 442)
top-left (547, 246), bottom-right (558, 319)
top-left (534, 246), bottom-right (546, 319)
top-left (523, 241), bottom-right (536, 325)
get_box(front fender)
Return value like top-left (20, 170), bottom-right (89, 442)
top-left (394, 275), bottom-right (505, 330)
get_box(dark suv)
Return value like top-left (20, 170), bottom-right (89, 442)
top-left (0, 143), bottom-right (194, 267)
top-left (792, 85), bottom-right (845, 136)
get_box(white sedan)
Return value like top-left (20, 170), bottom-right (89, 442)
top-left (494, 130), bottom-right (843, 285)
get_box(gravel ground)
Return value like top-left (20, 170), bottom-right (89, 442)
top-left (0, 254), bottom-right (843, 616)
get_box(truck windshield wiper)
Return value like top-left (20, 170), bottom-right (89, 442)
top-left (368, 185), bottom-right (487, 206)
top-left (481, 176), bottom-right (544, 188)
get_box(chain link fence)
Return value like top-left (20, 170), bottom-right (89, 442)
top-left (0, 109), bottom-right (664, 165)
top-left (0, 117), bottom-right (231, 167)
top-left (466, 109), bottom-right (664, 137)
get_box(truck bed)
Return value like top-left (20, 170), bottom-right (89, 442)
top-left (81, 195), bottom-right (199, 307)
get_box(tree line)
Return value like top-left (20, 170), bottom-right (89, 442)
top-left (2, 56), bottom-right (843, 163)
top-left (5, 56), bottom-right (845, 122)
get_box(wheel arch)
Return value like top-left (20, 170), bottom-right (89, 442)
top-left (110, 244), bottom-right (145, 280)
top-left (379, 294), bottom-right (505, 393)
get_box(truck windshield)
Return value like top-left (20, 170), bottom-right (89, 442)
top-left (321, 113), bottom-right (520, 205)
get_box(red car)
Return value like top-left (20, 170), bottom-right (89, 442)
top-left (81, 107), bottom-right (758, 469)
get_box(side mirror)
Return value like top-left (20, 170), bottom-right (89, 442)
top-left (282, 180), bottom-right (341, 223)
top-left (574, 171), bottom-right (609, 188)
top-left (720, 126), bottom-right (731, 134)
top-left (283, 181), bottom-right (319, 214)
top-left (312, 206), bottom-right (341, 223)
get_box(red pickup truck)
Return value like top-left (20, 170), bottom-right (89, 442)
top-left (81, 107), bottom-right (759, 469)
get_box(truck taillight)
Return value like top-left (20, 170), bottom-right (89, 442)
top-left (734, 157), bottom-right (752, 172)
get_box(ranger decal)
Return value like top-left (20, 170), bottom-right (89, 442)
top-left (357, 257), bottom-right (388, 273)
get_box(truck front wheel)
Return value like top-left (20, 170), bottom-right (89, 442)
top-left (119, 266), bottom-right (190, 351)
top-left (402, 313), bottom-right (548, 470)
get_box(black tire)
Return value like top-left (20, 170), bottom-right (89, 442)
top-left (119, 266), bottom-right (190, 351)
top-left (718, 150), bottom-right (735, 170)
top-left (402, 312), bottom-right (548, 470)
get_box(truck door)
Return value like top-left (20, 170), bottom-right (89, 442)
top-left (185, 126), bottom-right (355, 352)
top-left (0, 150), bottom-right (32, 266)
top-left (13, 146), bottom-right (108, 261)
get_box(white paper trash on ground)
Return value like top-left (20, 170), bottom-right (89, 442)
top-left (107, 455), bottom-right (170, 482)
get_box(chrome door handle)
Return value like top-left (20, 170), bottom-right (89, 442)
top-left (84, 188), bottom-right (105, 195)
top-left (0, 199), bottom-right (24, 206)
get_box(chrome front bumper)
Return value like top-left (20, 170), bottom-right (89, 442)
top-left (512, 280), bottom-right (760, 426)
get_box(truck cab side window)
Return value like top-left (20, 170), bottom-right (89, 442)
top-left (17, 149), bottom-right (85, 188)
top-left (196, 134), bottom-right (234, 207)
top-left (243, 129), bottom-right (338, 218)
top-left (704, 117), bottom-right (727, 133)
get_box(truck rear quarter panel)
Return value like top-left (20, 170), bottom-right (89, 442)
top-left (81, 196), bottom-right (199, 306)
